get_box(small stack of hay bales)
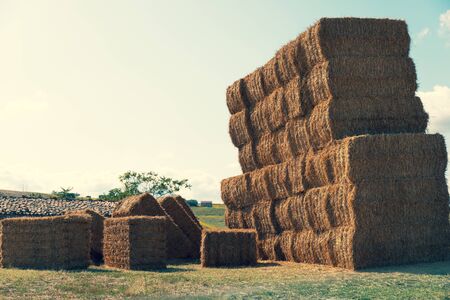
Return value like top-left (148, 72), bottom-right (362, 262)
top-left (158, 195), bottom-right (202, 258)
top-left (201, 229), bottom-right (257, 267)
top-left (111, 193), bottom-right (196, 259)
top-left (222, 17), bottom-right (450, 269)
top-left (103, 216), bottom-right (167, 270)
top-left (0, 215), bottom-right (91, 269)
top-left (65, 209), bottom-right (105, 264)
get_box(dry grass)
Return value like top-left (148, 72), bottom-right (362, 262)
top-left (0, 260), bottom-right (448, 299)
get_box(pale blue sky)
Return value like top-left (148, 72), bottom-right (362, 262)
top-left (0, 0), bottom-right (449, 201)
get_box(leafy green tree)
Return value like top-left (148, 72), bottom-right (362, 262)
top-left (99, 171), bottom-right (191, 201)
top-left (51, 187), bottom-right (80, 200)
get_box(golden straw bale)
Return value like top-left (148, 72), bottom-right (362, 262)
top-left (249, 168), bottom-right (271, 201)
top-left (112, 193), bottom-right (166, 217)
top-left (238, 97), bottom-right (429, 172)
top-left (229, 110), bottom-right (253, 148)
top-left (225, 205), bottom-right (253, 229)
top-left (158, 195), bottom-right (202, 258)
top-left (220, 173), bottom-right (251, 209)
top-left (103, 216), bottom-right (166, 270)
top-left (226, 78), bottom-right (247, 115)
top-left (0, 215), bottom-right (91, 269)
top-left (302, 57), bottom-right (417, 107)
top-left (201, 229), bottom-right (257, 267)
top-left (223, 133), bottom-right (447, 210)
top-left (261, 57), bottom-right (282, 93)
top-left (173, 195), bottom-right (201, 227)
top-left (225, 18), bottom-right (411, 115)
top-left (228, 56), bottom-right (423, 148)
top-left (254, 176), bottom-right (449, 268)
top-left (243, 68), bottom-right (267, 107)
top-left (65, 209), bottom-right (104, 263)
top-left (238, 143), bottom-right (259, 173)
top-left (251, 200), bottom-right (278, 234)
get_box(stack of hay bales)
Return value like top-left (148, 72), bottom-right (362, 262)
top-left (103, 216), bottom-right (167, 270)
top-left (65, 209), bottom-right (105, 264)
top-left (158, 195), bottom-right (202, 257)
top-left (0, 215), bottom-right (91, 269)
top-left (221, 17), bottom-right (450, 269)
top-left (201, 229), bottom-right (257, 267)
top-left (112, 193), bottom-right (198, 258)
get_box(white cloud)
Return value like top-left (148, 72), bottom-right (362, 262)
top-left (418, 85), bottom-right (450, 134)
top-left (416, 27), bottom-right (430, 41)
top-left (440, 10), bottom-right (450, 32)
top-left (439, 9), bottom-right (450, 46)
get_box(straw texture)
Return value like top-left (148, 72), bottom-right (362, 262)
top-left (223, 133), bottom-right (446, 209)
top-left (173, 195), bottom-right (202, 227)
top-left (158, 195), bottom-right (202, 258)
top-left (112, 193), bottom-right (194, 259)
top-left (226, 18), bottom-right (410, 114)
top-left (0, 215), bottom-right (91, 269)
top-left (65, 209), bottom-right (104, 263)
top-left (201, 229), bottom-right (257, 267)
top-left (229, 57), bottom-right (425, 148)
top-left (222, 17), bottom-right (450, 269)
top-left (103, 216), bottom-right (166, 270)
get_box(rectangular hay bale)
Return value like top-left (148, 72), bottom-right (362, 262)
top-left (229, 56), bottom-right (422, 148)
top-left (238, 97), bottom-right (428, 172)
top-left (201, 229), bottom-right (257, 267)
top-left (103, 216), bottom-right (167, 270)
top-left (0, 215), bottom-right (91, 269)
top-left (223, 133), bottom-right (446, 209)
top-left (158, 195), bottom-right (202, 258)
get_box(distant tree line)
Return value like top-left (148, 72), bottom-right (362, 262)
top-left (50, 171), bottom-right (191, 202)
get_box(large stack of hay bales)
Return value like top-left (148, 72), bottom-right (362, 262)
top-left (103, 216), bottom-right (167, 270)
top-left (0, 215), bottom-right (91, 269)
top-left (221, 17), bottom-right (450, 269)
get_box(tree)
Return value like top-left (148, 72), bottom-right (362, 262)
top-left (51, 187), bottom-right (80, 200)
top-left (98, 171), bottom-right (191, 201)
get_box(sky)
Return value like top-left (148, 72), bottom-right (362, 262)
top-left (0, 0), bottom-right (449, 202)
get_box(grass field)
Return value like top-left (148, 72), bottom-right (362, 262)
top-left (191, 204), bottom-right (226, 229)
top-left (0, 260), bottom-right (448, 299)
top-left (0, 203), bottom-right (449, 299)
